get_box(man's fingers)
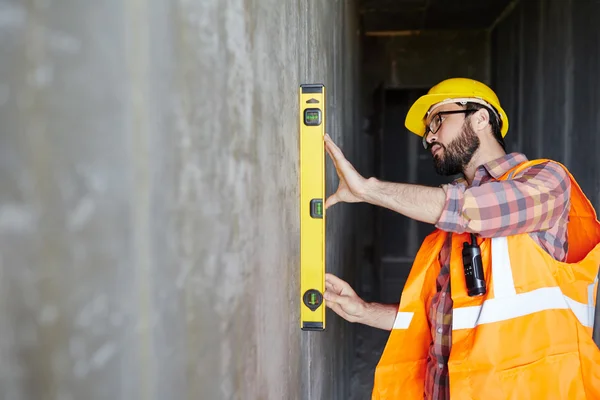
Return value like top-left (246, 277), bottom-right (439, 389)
top-left (325, 273), bottom-right (353, 294)
top-left (325, 141), bottom-right (342, 174)
top-left (324, 290), bottom-right (349, 307)
top-left (324, 140), bottom-right (336, 163)
top-left (325, 273), bottom-right (348, 287)
top-left (324, 134), bottom-right (347, 164)
top-left (325, 280), bottom-right (339, 294)
top-left (324, 289), bottom-right (341, 303)
top-left (326, 139), bottom-right (359, 179)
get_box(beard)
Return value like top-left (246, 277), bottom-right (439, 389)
top-left (432, 119), bottom-right (480, 176)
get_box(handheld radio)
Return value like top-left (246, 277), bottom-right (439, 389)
top-left (462, 234), bottom-right (486, 297)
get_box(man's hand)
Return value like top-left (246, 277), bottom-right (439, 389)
top-left (324, 273), bottom-right (367, 323)
top-left (324, 134), bottom-right (369, 209)
top-left (324, 273), bottom-right (399, 331)
top-left (323, 134), bottom-right (446, 224)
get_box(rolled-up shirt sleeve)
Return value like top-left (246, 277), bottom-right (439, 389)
top-left (435, 161), bottom-right (571, 238)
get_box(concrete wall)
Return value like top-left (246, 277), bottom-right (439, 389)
top-left (0, 1), bottom-right (366, 399)
top-left (492, 0), bottom-right (600, 209)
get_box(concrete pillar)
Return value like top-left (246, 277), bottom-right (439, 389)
top-left (0, 0), bottom-right (367, 399)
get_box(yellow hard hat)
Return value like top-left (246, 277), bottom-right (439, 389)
top-left (405, 78), bottom-right (509, 137)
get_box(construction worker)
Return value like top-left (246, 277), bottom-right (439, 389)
top-left (323, 78), bottom-right (600, 399)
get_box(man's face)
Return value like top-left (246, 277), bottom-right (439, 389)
top-left (424, 104), bottom-right (480, 176)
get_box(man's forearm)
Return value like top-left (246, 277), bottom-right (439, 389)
top-left (359, 302), bottom-right (399, 331)
top-left (362, 178), bottom-right (446, 224)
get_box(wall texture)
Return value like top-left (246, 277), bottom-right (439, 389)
top-left (492, 0), bottom-right (600, 210)
top-left (0, 1), bottom-right (366, 399)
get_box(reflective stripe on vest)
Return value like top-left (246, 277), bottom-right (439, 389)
top-left (391, 237), bottom-right (597, 331)
top-left (392, 312), bottom-right (414, 329)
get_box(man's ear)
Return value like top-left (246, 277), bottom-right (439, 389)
top-left (473, 109), bottom-right (490, 132)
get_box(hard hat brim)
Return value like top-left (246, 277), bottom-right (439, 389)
top-left (405, 93), bottom-right (509, 137)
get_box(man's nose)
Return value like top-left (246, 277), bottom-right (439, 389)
top-left (425, 129), bottom-right (437, 145)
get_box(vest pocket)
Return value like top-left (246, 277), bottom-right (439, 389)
top-left (373, 359), bottom-right (427, 400)
top-left (498, 351), bottom-right (585, 400)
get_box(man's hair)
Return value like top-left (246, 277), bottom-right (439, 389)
top-left (457, 102), bottom-right (506, 150)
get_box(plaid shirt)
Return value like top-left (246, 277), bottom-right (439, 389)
top-left (424, 153), bottom-right (571, 399)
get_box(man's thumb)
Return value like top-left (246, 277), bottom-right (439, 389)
top-left (325, 194), bottom-right (339, 209)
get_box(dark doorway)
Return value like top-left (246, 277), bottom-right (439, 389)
top-left (351, 88), bottom-right (455, 399)
top-left (373, 89), bottom-right (450, 303)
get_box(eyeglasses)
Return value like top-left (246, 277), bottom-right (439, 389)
top-left (422, 109), bottom-right (475, 149)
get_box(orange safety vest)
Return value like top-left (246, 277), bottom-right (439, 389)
top-left (372, 160), bottom-right (600, 399)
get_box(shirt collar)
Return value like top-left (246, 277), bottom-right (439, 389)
top-left (451, 152), bottom-right (529, 187)
top-left (479, 152), bottom-right (529, 180)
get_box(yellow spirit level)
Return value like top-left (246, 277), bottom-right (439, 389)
top-left (299, 84), bottom-right (326, 331)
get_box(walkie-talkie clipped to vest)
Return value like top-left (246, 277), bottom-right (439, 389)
top-left (462, 233), bottom-right (486, 297)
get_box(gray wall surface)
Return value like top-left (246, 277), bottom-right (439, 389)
top-left (492, 0), bottom-right (600, 209)
top-left (0, 1), bottom-right (367, 399)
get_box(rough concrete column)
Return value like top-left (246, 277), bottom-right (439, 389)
top-left (0, 1), bottom-right (367, 399)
